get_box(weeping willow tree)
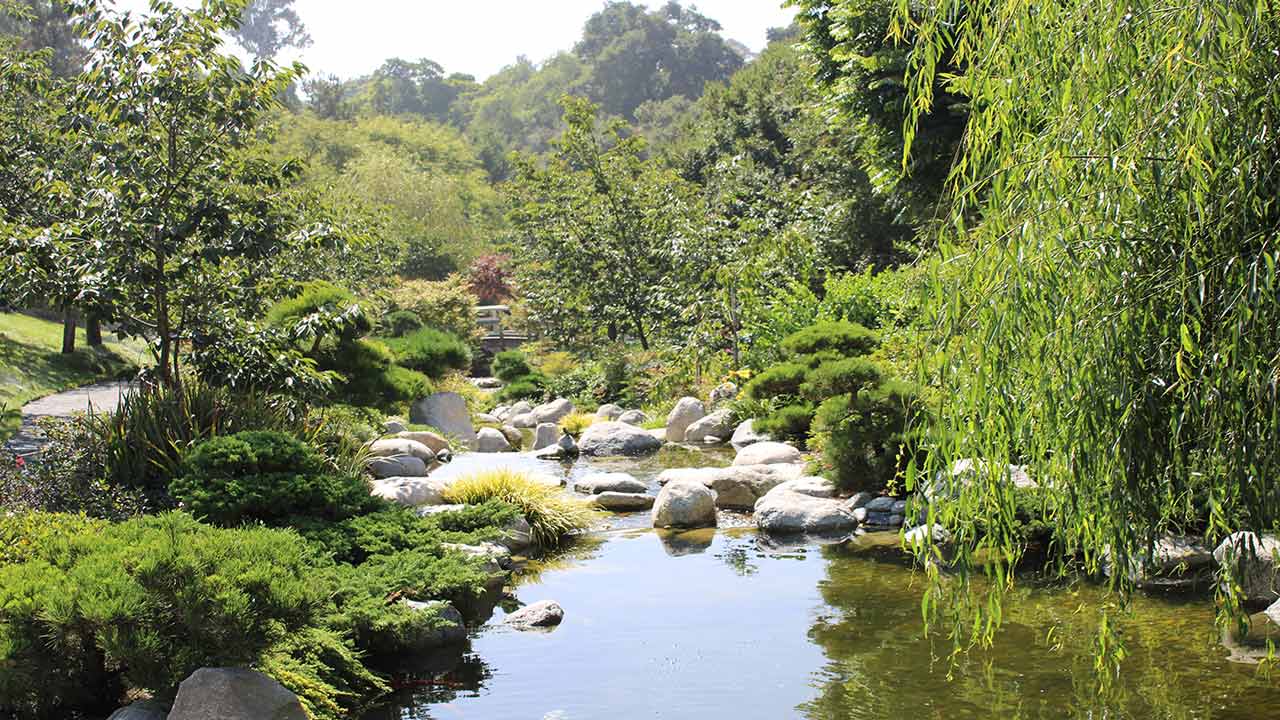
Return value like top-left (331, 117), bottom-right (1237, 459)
top-left (891, 0), bottom-right (1280, 657)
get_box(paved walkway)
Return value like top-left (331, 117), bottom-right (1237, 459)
top-left (5, 380), bottom-right (133, 458)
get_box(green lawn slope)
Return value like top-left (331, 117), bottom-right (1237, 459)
top-left (0, 312), bottom-right (146, 441)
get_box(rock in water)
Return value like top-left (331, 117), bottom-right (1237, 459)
top-left (1214, 532), bottom-right (1280, 607)
top-left (368, 438), bottom-right (436, 463)
top-left (532, 422), bottom-right (560, 450)
top-left (400, 600), bottom-right (467, 649)
top-left (579, 421), bottom-right (663, 457)
top-left (754, 484), bottom-right (859, 535)
top-left (730, 419), bottom-right (769, 450)
top-left (506, 599), bottom-right (565, 628)
top-left (474, 427), bottom-right (512, 453)
top-left (655, 464), bottom-right (803, 510)
top-left (573, 472), bottom-right (647, 494)
top-left (733, 441), bottom-right (801, 466)
top-left (409, 392), bottom-right (476, 447)
top-left (168, 668), bottom-right (307, 720)
top-left (665, 396), bottom-right (706, 443)
top-left (591, 492), bottom-right (655, 511)
top-left (652, 479), bottom-right (717, 528)
top-left (684, 409), bottom-right (735, 444)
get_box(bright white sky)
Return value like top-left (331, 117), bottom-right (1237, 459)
top-left (110, 1), bottom-right (796, 81)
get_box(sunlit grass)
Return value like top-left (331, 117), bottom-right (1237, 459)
top-left (558, 411), bottom-right (596, 437)
top-left (441, 468), bottom-right (600, 548)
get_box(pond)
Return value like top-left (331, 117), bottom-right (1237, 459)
top-left (364, 450), bottom-right (1280, 720)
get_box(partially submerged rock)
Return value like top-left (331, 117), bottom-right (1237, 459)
top-left (401, 600), bottom-right (468, 649)
top-left (1213, 532), bottom-right (1280, 607)
top-left (652, 479), bottom-right (717, 528)
top-left (591, 492), bottom-right (655, 512)
top-left (573, 472), bottom-right (647, 494)
top-left (579, 421), bottom-right (663, 457)
top-left (665, 396), bottom-right (706, 442)
top-left (754, 483), bottom-right (859, 535)
top-left (655, 464), bottom-right (803, 510)
top-left (532, 422), bottom-right (560, 450)
top-left (505, 599), bottom-right (564, 628)
top-left (733, 441), bottom-right (802, 466)
top-left (475, 427), bottom-right (512, 453)
top-left (168, 668), bottom-right (307, 720)
top-left (1105, 535), bottom-right (1216, 588)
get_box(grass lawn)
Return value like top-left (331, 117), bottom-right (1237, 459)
top-left (0, 312), bottom-right (147, 440)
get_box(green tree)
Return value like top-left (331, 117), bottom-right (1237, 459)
top-left (232, 0), bottom-right (310, 60)
top-left (0, 0), bottom-right (85, 76)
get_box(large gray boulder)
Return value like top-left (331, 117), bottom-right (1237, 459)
top-left (665, 397), bottom-right (706, 442)
top-left (168, 667), bottom-right (306, 720)
top-left (532, 422), bottom-right (560, 450)
top-left (927, 458), bottom-right (1036, 501)
top-left (475, 427), bottom-right (513, 453)
top-left (505, 599), bottom-right (564, 628)
top-left (579, 421), bottom-right (663, 457)
top-left (595, 403), bottom-right (624, 420)
top-left (730, 419), bottom-right (769, 450)
top-left (396, 430), bottom-right (449, 454)
top-left (617, 409), bottom-right (649, 426)
top-left (531, 398), bottom-right (575, 425)
top-left (533, 433), bottom-right (579, 460)
top-left (655, 464), bottom-right (803, 510)
top-left (370, 477), bottom-right (451, 507)
top-left (684, 409), bottom-right (735, 444)
top-left (509, 400), bottom-right (534, 417)
top-left (107, 701), bottom-right (167, 720)
top-left (367, 455), bottom-right (428, 479)
top-left (511, 412), bottom-right (538, 428)
top-left (1214, 532), bottom-right (1280, 607)
top-left (774, 476), bottom-right (838, 498)
top-left (754, 484), bottom-right (859, 535)
top-left (591, 492), bottom-right (655, 512)
top-left (652, 479), bottom-right (717, 529)
top-left (574, 472), bottom-right (647, 494)
top-left (1104, 535), bottom-right (1216, 588)
top-left (368, 438), bottom-right (435, 463)
top-left (401, 600), bottom-right (467, 649)
top-left (409, 392), bottom-right (476, 447)
top-left (733, 441), bottom-right (802, 466)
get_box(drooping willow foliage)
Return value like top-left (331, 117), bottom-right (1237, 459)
top-left (894, 0), bottom-right (1280, 654)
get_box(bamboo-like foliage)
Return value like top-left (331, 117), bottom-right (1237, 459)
top-left (892, 0), bottom-right (1280, 654)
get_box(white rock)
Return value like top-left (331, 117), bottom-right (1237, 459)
top-left (684, 409), bottom-right (735, 444)
top-left (506, 599), bottom-right (564, 628)
top-left (368, 438), bottom-right (435, 463)
top-left (595, 403), bottom-right (624, 420)
top-left (476, 413), bottom-right (500, 424)
top-left (665, 396), bottom-right (706, 442)
top-left (733, 441), bottom-right (802, 466)
top-left (617, 409), bottom-right (649, 426)
top-left (367, 455), bottom-right (428, 478)
top-left (532, 422), bottom-right (560, 450)
top-left (1104, 535), bottom-right (1215, 588)
top-left (531, 398), bottom-right (575, 425)
top-left (730, 419), bottom-right (769, 450)
top-left (409, 392), bottom-right (477, 447)
top-left (396, 430), bottom-right (450, 453)
top-left (574, 472), bottom-right (647, 494)
top-left (509, 400), bottom-right (534, 416)
top-left (168, 668), bottom-right (306, 720)
top-left (475, 427), bottom-right (513, 453)
top-left (1214, 532), bottom-right (1280, 606)
top-left (579, 421), bottom-right (663, 457)
top-left (754, 485), bottom-right (858, 535)
top-left (774, 476), bottom-right (837, 498)
top-left (652, 479), bottom-right (717, 528)
top-left (591, 492), bottom-right (655, 511)
top-left (511, 412), bottom-right (538, 428)
top-left (928, 458), bottom-right (1036, 500)
top-left (371, 477), bottom-right (451, 507)
top-left (491, 405), bottom-right (512, 421)
top-left (655, 464), bottom-right (803, 510)
top-left (904, 524), bottom-right (952, 547)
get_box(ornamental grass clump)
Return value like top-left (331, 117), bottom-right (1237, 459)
top-left (559, 411), bottom-right (596, 437)
top-left (442, 469), bottom-right (598, 547)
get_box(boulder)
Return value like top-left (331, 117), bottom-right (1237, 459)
top-left (708, 381), bottom-right (738, 409)
top-left (367, 455), bottom-right (428, 479)
top-left (401, 600), bottom-right (467, 649)
top-left (416, 503), bottom-right (468, 518)
top-left (370, 477), bottom-right (451, 507)
top-left (511, 412), bottom-right (538, 428)
top-left (368, 438), bottom-right (435, 463)
top-left (595, 403), bottom-right (624, 420)
top-left (500, 425), bottom-right (523, 449)
top-left (928, 458), bottom-right (1036, 501)
top-left (491, 405), bottom-right (512, 421)
top-left (443, 541), bottom-right (512, 575)
top-left (498, 515), bottom-right (533, 552)
top-left (730, 419), bottom-right (769, 450)
top-left (774, 476), bottom-right (837, 499)
top-left (531, 398), bottom-right (575, 425)
top-left (591, 492), bottom-right (655, 512)
top-left (574, 472), bottom-right (647, 494)
top-left (904, 524), bottom-right (952, 547)
top-left (382, 419), bottom-right (407, 434)
top-left (652, 479), bottom-right (717, 529)
top-left (684, 409), bottom-right (735, 444)
top-left (844, 492), bottom-right (874, 510)
top-left (617, 409), bottom-right (649, 426)
top-left (505, 599), bottom-right (564, 628)
top-left (475, 427), bottom-right (513, 453)
top-left (1103, 535), bottom-right (1215, 588)
top-left (665, 397), bottom-right (706, 442)
top-left (475, 412), bottom-right (500, 425)
top-left (168, 667), bottom-right (306, 720)
top-left (532, 422), bottom-right (560, 450)
top-left (533, 433), bottom-right (579, 460)
top-left (473, 377), bottom-right (503, 389)
top-left (396, 430), bottom-right (450, 454)
top-left (409, 392), bottom-right (476, 447)
top-left (510, 400), bottom-right (534, 417)
top-left (733, 441), bottom-right (802, 466)
top-left (1214, 532), bottom-right (1280, 606)
top-left (656, 464), bottom-right (804, 510)
top-left (579, 421), bottom-right (663, 457)
top-left (754, 485), bottom-right (859, 535)
top-left (107, 701), bottom-right (167, 720)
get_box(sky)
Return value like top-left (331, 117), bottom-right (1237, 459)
top-left (111, 1), bottom-right (797, 81)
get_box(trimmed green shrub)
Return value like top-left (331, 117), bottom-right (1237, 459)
top-left (745, 362), bottom-right (809, 401)
top-left (384, 328), bottom-right (471, 378)
top-left (171, 431), bottom-right (380, 527)
top-left (755, 403), bottom-right (816, 441)
top-left (781, 320), bottom-right (879, 358)
top-left (294, 502), bottom-right (519, 566)
top-left (493, 350), bottom-right (534, 382)
top-left (812, 379), bottom-right (921, 492)
top-left (495, 378), bottom-right (546, 403)
top-left (380, 310), bottom-right (424, 338)
top-left (268, 281), bottom-right (372, 347)
top-left (801, 357), bottom-right (883, 401)
top-left (317, 339), bottom-right (428, 407)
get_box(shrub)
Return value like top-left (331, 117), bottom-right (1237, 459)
top-left (384, 327), bottom-right (471, 378)
top-left (442, 469), bottom-right (598, 548)
top-left (318, 339), bottom-right (428, 407)
top-left (811, 379), bottom-right (921, 493)
top-left (171, 431), bottom-right (380, 527)
top-left (495, 378), bottom-right (546, 403)
top-left (559, 412), bottom-right (596, 437)
top-left (296, 502), bottom-right (519, 566)
top-left (781, 321), bottom-right (879, 358)
top-left (755, 403), bottom-right (816, 442)
top-left (542, 364), bottom-right (604, 405)
top-left (745, 362), bottom-right (809, 401)
top-left (800, 357), bottom-right (883, 401)
top-left (493, 350), bottom-right (534, 382)
top-left (536, 351), bottom-right (578, 377)
top-left (380, 310), bottom-right (423, 337)
top-left (267, 280), bottom-right (372, 348)
top-left (386, 275), bottom-right (478, 342)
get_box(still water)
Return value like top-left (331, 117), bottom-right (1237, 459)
top-left (366, 450), bottom-right (1280, 720)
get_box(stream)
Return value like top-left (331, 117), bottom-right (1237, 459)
top-left (363, 447), bottom-right (1280, 720)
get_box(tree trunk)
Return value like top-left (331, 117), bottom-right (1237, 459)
top-left (632, 316), bottom-right (649, 351)
top-left (154, 233), bottom-right (172, 387)
top-left (61, 305), bottom-right (76, 354)
top-left (86, 313), bottom-right (103, 347)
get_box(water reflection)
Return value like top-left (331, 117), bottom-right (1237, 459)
top-left (657, 527), bottom-right (716, 556)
